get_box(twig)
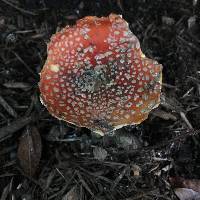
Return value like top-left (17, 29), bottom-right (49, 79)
top-left (152, 109), bottom-right (177, 121)
top-left (0, 0), bottom-right (37, 16)
top-left (111, 165), bottom-right (129, 190)
top-left (187, 76), bottom-right (200, 84)
top-left (0, 95), bottom-right (18, 118)
top-left (177, 35), bottom-right (200, 54)
top-left (180, 111), bottom-right (193, 129)
top-left (76, 171), bottom-right (94, 197)
top-left (162, 83), bottom-right (178, 89)
top-left (181, 87), bottom-right (194, 99)
top-left (12, 52), bottom-right (38, 78)
top-left (0, 116), bottom-right (32, 141)
top-left (55, 168), bottom-right (66, 180)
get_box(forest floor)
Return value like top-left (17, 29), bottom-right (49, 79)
top-left (0, 0), bottom-right (200, 199)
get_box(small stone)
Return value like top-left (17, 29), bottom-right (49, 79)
top-left (162, 16), bottom-right (175, 26)
top-left (93, 146), bottom-right (108, 161)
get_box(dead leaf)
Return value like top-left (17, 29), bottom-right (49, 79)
top-left (17, 126), bottom-right (42, 176)
top-left (174, 188), bottom-right (200, 200)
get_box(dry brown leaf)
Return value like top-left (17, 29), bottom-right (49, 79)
top-left (17, 126), bottom-right (42, 176)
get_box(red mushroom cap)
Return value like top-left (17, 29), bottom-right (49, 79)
top-left (39, 14), bottom-right (162, 135)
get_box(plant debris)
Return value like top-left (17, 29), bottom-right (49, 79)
top-left (17, 126), bottom-right (42, 176)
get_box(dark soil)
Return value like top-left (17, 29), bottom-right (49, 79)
top-left (0, 0), bottom-right (200, 199)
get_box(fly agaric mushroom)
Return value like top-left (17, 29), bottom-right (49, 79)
top-left (39, 14), bottom-right (162, 135)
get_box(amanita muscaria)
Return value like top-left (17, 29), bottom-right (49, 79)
top-left (39, 14), bottom-right (162, 135)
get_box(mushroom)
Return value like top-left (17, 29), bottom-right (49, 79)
top-left (39, 14), bottom-right (162, 135)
